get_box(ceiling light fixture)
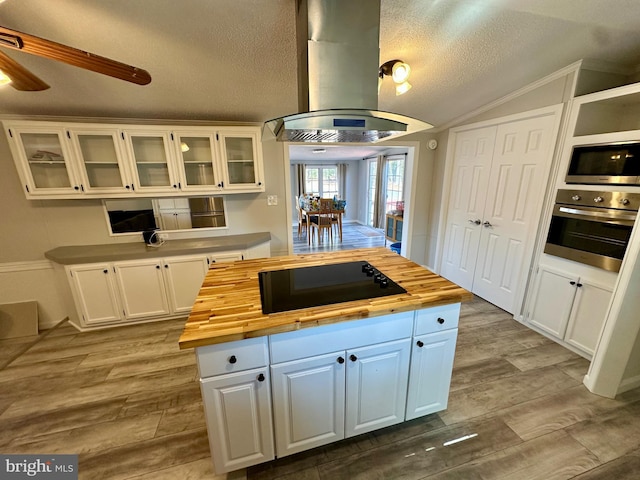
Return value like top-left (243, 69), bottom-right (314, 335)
top-left (379, 59), bottom-right (412, 96)
top-left (0, 69), bottom-right (11, 86)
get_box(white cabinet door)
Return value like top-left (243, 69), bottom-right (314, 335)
top-left (162, 255), bottom-right (209, 314)
top-left (271, 351), bottom-right (345, 457)
top-left (565, 280), bottom-right (613, 356)
top-left (345, 339), bottom-right (411, 438)
top-left (441, 126), bottom-right (497, 290)
top-left (123, 128), bottom-right (181, 194)
top-left (200, 368), bottom-right (274, 475)
top-left (114, 259), bottom-right (170, 319)
top-left (172, 130), bottom-right (223, 192)
top-left (5, 123), bottom-right (82, 197)
top-left (68, 263), bottom-right (123, 326)
top-left (67, 126), bottom-right (133, 194)
top-left (528, 266), bottom-right (577, 339)
top-left (405, 329), bottom-right (457, 420)
top-left (217, 129), bottom-right (264, 192)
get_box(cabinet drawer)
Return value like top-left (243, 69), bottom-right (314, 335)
top-left (269, 311), bottom-right (414, 364)
top-left (414, 303), bottom-right (460, 336)
top-left (196, 337), bottom-right (269, 378)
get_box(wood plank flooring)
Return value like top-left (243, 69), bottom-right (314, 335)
top-left (1, 294), bottom-right (640, 478)
top-left (293, 222), bottom-right (386, 254)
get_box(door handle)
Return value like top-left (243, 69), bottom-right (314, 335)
top-left (468, 219), bottom-right (481, 225)
top-left (483, 221), bottom-right (493, 227)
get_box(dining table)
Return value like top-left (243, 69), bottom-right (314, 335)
top-left (302, 206), bottom-right (344, 245)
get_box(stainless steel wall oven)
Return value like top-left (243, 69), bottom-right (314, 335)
top-left (544, 189), bottom-right (640, 272)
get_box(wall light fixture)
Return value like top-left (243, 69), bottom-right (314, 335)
top-left (379, 59), bottom-right (412, 96)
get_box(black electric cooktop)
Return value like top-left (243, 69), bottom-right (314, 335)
top-left (258, 261), bottom-right (406, 314)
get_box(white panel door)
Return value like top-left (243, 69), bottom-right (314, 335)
top-left (114, 259), bottom-right (170, 319)
top-left (68, 263), bottom-right (123, 325)
top-left (200, 368), bottom-right (274, 475)
top-left (405, 329), bottom-right (458, 420)
top-left (345, 339), bottom-right (411, 438)
top-left (441, 126), bottom-right (497, 290)
top-left (528, 266), bottom-right (577, 339)
top-left (565, 280), bottom-right (613, 356)
top-left (472, 114), bottom-right (558, 312)
top-left (271, 352), bottom-right (345, 457)
top-left (162, 255), bottom-right (209, 314)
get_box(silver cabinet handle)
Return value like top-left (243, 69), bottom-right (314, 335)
top-left (468, 219), bottom-right (481, 225)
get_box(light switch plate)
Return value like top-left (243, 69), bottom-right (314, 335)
top-left (267, 195), bottom-right (278, 206)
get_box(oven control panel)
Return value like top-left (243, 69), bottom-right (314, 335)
top-left (556, 190), bottom-right (640, 211)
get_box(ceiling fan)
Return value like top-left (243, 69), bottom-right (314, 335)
top-left (0, 25), bottom-right (151, 91)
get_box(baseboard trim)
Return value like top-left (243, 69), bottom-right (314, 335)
top-left (618, 374), bottom-right (640, 394)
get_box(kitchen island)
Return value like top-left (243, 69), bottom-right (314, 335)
top-left (179, 248), bottom-right (472, 475)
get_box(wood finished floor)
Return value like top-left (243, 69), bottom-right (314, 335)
top-left (2, 285), bottom-right (640, 478)
top-left (292, 222), bottom-right (386, 255)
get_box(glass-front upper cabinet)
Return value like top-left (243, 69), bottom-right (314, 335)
top-left (172, 130), bottom-right (221, 192)
top-left (4, 123), bottom-right (81, 196)
top-left (123, 129), bottom-right (180, 193)
top-left (217, 129), bottom-right (264, 192)
top-left (67, 127), bottom-right (133, 194)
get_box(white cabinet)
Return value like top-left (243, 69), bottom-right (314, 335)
top-left (528, 265), bottom-right (613, 357)
top-left (196, 305), bottom-right (460, 474)
top-left (114, 259), bottom-right (171, 319)
top-left (197, 337), bottom-right (274, 475)
top-left (200, 368), bottom-right (274, 474)
top-left (271, 351), bottom-right (345, 456)
top-left (67, 126), bottom-right (133, 194)
top-left (4, 123), bottom-right (82, 196)
top-left (66, 263), bottom-right (123, 326)
top-left (344, 339), bottom-right (410, 437)
top-left (162, 255), bottom-right (209, 313)
top-left (406, 329), bottom-right (457, 420)
top-left (216, 129), bottom-right (264, 192)
top-left (4, 120), bottom-right (265, 199)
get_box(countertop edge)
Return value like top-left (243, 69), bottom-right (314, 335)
top-left (179, 291), bottom-right (474, 350)
top-left (44, 232), bottom-right (272, 265)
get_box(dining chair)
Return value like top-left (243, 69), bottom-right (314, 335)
top-left (295, 195), bottom-right (308, 238)
top-left (310, 198), bottom-right (334, 244)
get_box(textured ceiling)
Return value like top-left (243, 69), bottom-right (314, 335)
top-left (1, 0), bottom-right (640, 138)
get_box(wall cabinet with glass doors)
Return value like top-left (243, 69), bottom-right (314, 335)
top-left (3, 120), bottom-right (265, 199)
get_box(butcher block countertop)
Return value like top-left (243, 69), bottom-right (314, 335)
top-left (179, 247), bottom-right (472, 349)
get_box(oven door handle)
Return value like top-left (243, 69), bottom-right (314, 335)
top-left (557, 206), bottom-right (637, 225)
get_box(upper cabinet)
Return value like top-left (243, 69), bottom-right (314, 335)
top-left (3, 120), bottom-right (265, 199)
top-left (6, 124), bottom-right (82, 196)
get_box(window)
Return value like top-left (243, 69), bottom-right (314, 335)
top-left (367, 159), bottom-right (377, 227)
top-left (385, 157), bottom-right (404, 212)
top-left (305, 166), bottom-right (338, 198)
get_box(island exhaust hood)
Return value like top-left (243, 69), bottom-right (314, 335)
top-left (264, 0), bottom-right (433, 143)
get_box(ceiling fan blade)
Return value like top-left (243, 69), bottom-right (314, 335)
top-left (0, 25), bottom-right (151, 85)
top-left (0, 49), bottom-right (49, 91)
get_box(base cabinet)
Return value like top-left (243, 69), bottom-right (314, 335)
top-left (528, 265), bottom-right (613, 357)
top-left (271, 352), bottom-right (345, 456)
top-left (200, 368), bottom-right (275, 473)
top-left (65, 248), bottom-right (263, 330)
top-left (196, 304), bottom-right (460, 474)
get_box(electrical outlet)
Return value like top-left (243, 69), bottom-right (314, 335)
top-left (267, 195), bottom-right (278, 206)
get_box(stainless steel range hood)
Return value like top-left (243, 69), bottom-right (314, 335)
top-left (264, 0), bottom-right (432, 143)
